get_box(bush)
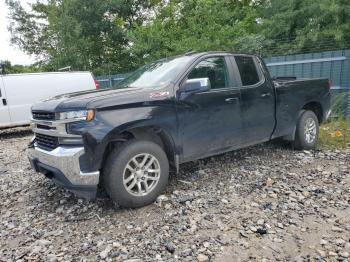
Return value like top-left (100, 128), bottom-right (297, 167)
top-left (318, 119), bottom-right (350, 149)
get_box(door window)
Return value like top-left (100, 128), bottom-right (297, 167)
top-left (188, 57), bottom-right (229, 89)
top-left (235, 56), bottom-right (261, 86)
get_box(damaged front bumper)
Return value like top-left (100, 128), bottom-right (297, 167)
top-left (28, 145), bottom-right (100, 199)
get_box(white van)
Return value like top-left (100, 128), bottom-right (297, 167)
top-left (0, 72), bottom-right (99, 129)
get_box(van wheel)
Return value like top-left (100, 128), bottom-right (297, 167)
top-left (293, 110), bottom-right (319, 150)
top-left (103, 139), bottom-right (169, 208)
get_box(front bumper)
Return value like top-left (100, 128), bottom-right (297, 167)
top-left (28, 146), bottom-right (100, 199)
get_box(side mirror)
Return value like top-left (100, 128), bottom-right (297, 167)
top-left (182, 78), bottom-right (211, 94)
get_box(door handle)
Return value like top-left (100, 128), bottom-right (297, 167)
top-left (2, 98), bottom-right (6, 106)
top-left (261, 93), bottom-right (271, 98)
top-left (225, 97), bottom-right (238, 103)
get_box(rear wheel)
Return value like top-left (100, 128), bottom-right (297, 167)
top-left (103, 139), bottom-right (169, 208)
top-left (293, 110), bottom-right (319, 150)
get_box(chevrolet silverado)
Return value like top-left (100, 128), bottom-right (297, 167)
top-left (28, 52), bottom-right (331, 208)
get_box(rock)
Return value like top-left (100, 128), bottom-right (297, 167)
top-left (55, 206), bottom-right (64, 214)
top-left (164, 241), bottom-right (175, 254)
top-left (339, 252), bottom-right (349, 258)
top-left (100, 245), bottom-right (112, 259)
top-left (47, 254), bottom-right (58, 262)
top-left (112, 242), bottom-right (121, 248)
top-left (335, 238), bottom-right (345, 246)
top-left (97, 240), bottom-right (105, 248)
top-left (31, 245), bottom-right (42, 254)
top-left (239, 230), bottom-right (248, 238)
top-left (249, 226), bottom-right (257, 232)
top-left (251, 202), bottom-right (259, 207)
top-left (197, 254), bottom-right (209, 261)
top-left (181, 248), bottom-right (192, 257)
top-left (157, 195), bottom-right (169, 202)
top-left (257, 219), bottom-right (265, 225)
top-left (331, 226), bottom-right (343, 232)
top-left (34, 239), bottom-right (51, 247)
top-left (317, 249), bottom-right (326, 257)
top-left (221, 199), bottom-right (229, 204)
top-left (203, 242), bottom-right (210, 248)
top-left (320, 239), bottom-right (328, 245)
top-left (126, 224), bottom-right (134, 230)
top-left (256, 227), bottom-right (267, 235)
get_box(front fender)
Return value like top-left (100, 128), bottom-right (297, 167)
top-left (75, 104), bottom-right (178, 171)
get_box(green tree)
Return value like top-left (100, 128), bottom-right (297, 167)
top-left (129, 0), bottom-right (263, 65)
top-left (0, 60), bottom-right (40, 74)
top-left (6, 0), bottom-right (350, 73)
top-left (260, 0), bottom-right (350, 55)
top-left (6, 0), bottom-right (159, 74)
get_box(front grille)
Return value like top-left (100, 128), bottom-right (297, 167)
top-left (32, 111), bottom-right (56, 121)
top-left (35, 133), bottom-right (59, 151)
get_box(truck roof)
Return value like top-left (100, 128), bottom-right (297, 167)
top-left (184, 51), bottom-right (257, 58)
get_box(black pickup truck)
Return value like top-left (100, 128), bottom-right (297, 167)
top-left (28, 52), bottom-right (331, 207)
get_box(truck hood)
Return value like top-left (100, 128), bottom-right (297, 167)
top-left (31, 86), bottom-right (171, 112)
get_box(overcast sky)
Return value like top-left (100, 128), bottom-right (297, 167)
top-left (0, 0), bottom-right (35, 65)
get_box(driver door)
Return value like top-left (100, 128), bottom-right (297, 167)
top-left (177, 56), bottom-right (243, 161)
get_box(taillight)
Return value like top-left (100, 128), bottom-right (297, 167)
top-left (94, 79), bottom-right (100, 90)
top-left (327, 80), bottom-right (332, 90)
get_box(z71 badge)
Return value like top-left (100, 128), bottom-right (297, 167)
top-left (149, 91), bottom-right (170, 99)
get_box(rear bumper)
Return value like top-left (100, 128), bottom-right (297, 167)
top-left (28, 146), bottom-right (100, 199)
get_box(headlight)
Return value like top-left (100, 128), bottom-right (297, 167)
top-left (57, 109), bottom-right (95, 121)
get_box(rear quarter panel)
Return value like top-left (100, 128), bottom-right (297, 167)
top-left (272, 78), bottom-right (331, 138)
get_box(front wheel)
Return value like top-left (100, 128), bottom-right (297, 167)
top-left (103, 139), bottom-right (169, 208)
top-left (293, 110), bottom-right (319, 150)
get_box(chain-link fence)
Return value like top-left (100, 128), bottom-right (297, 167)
top-left (264, 49), bottom-right (350, 118)
top-left (96, 48), bottom-right (350, 118)
top-left (95, 73), bottom-right (130, 89)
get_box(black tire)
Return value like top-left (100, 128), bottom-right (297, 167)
top-left (103, 139), bottom-right (169, 208)
top-left (293, 110), bottom-right (319, 150)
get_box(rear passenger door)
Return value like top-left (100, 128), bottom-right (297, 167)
top-left (232, 55), bottom-right (275, 144)
top-left (0, 78), bottom-right (11, 127)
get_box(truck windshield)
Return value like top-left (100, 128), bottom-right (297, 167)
top-left (116, 56), bottom-right (192, 89)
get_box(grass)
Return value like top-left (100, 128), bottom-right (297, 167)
top-left (318, 118), bottom-right (350, 149)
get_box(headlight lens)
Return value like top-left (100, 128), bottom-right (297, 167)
top-left (58, 110), bottom-right (95, 121)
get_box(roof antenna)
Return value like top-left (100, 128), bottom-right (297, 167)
top-left (185, 49), bottom-right (195, 55)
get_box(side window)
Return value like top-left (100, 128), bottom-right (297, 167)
top-left (235, 56), bottom-right (261, 86)
top-left (188, 57), bottom-right (229, 89)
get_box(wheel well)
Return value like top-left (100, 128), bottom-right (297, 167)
top-left (302, 102), bottom-right (323, 123)
top-left (101, 126), bottom-right (176, 170)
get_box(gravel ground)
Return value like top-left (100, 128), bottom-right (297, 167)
top-left (1, 127), bottom-right (350, 262)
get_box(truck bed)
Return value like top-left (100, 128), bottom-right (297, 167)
top-left (272, 78), bottom-right (331, 139)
